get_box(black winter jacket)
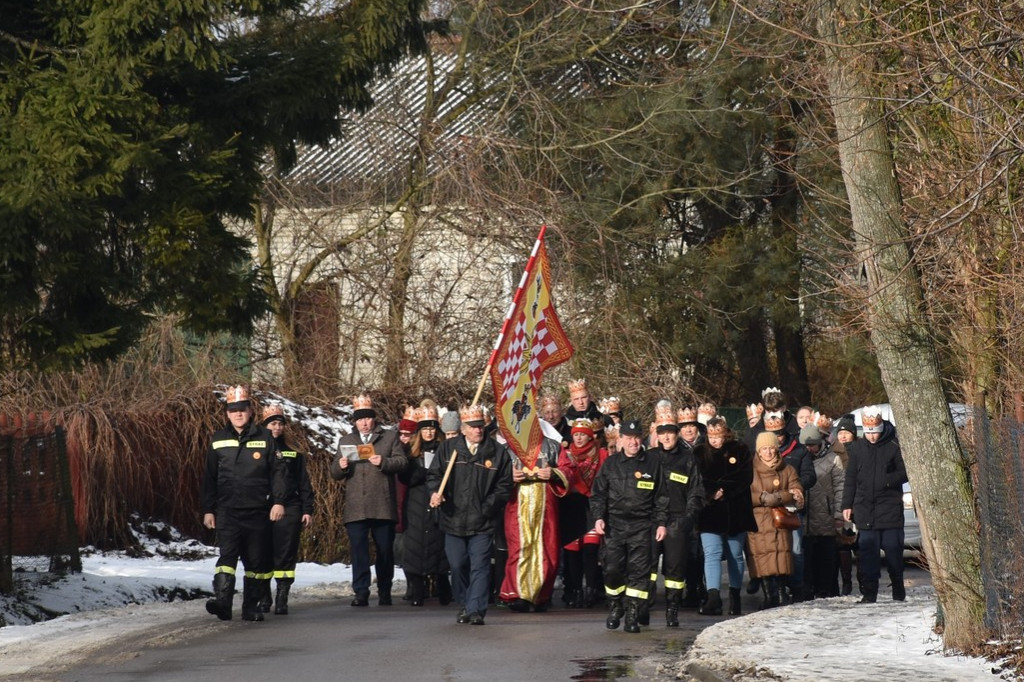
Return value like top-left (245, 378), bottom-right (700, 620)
top-left (274, 435), bottom-right (315, 515)
top-left (841, 421), bottom-right (908, 530)
top-left (202, 420), bottom-right (287, 514)
top-left (427, 435), bottom-right (514, 536)
top-left (694, 439), bottom-right (757, 536)
top-left (589, 448), bottom-right (669, 533)
top-left (650, 442), bottom-right (705, 529)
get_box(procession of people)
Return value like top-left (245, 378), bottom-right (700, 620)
top-left (201, 382), bottom-right (908, 628)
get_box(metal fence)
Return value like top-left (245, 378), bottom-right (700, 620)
top-left (972, 410), bottom-right (1024, 633)
top-left (0, 419), bottom-right (81, 594)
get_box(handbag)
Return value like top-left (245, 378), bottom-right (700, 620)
top-left (771, 506), bottom-right (801, 531)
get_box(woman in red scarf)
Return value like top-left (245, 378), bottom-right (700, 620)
top-left (557, 418), bottom-right (610, 608)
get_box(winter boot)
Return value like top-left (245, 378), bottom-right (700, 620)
top-left (665, 589), bottom-right (680, 627)
top-left (638, 597), bottom-right (651, 626)
top-left (408, 574), bottom-right (426, 607)
top-left (205, 572), bottom-right (235, 621)
top-left (699, 588), bottom-right (723, 616)
top-left (891, 577), bottom-right (906, 602)
top-left (859, 581), bottom-right (879, 604)
top-left (241, 578), bottom-right (265, 621)
top-left (605, 595), bottom-right (624, 630)
top-left (839, 552), bottom-right (853, 595)
top-left (257, 579), bottom-right (273, 613)
top-left (584, 586), bottom-right (600, 608)
top-left (437, 574), bottom-right (453, 606)
top-left (623, 598), bottom-right (641, 633)
top-left (274, 581), bottom-right (291, 615)
top-left (760, 576), bottom-right (780, 610)
top-left (682, 583), bottom-right (704, 608)
top-left (378, 585), bottom-right (392, 606)
top-left (728, 587), bottom-right (742, 616)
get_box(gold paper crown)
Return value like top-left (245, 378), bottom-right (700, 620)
top-left (698, 402), bottom-right (717, 417)
top-left (763, 410), bottom-right (785, 432)
top-left (567, 378), bottom-right (589, 397)
top-left (862, 407), bottom-right (883, 429)
top-left (417, 405), bottom-right (439, 422)
top-left (599, 396), bottom-right (621, 413)
top-left (261, 404), bottom-right (285, 421)
top-left (676, 406), bottom-right (699, 424)
top-left (539, 394), bottom-right (562, 409)
top-left (761, 386), bottom-right (782, 399)
top-left (605, 424), bottom-right (619, 441)
top-left (459, 404), bottom-right (486, 423)
top-left (705, 419), bottom-right (728, 438)
top-left (569, 417), bottom-right (600, 434)
top-left (815, 413), bottom-right (833, 433)
top-left (746, 403), bottom-right (764, 419)
top-left (225, 385), bottom-right (250, 404)
top-left (402, 405), bottom-right (417, 420)
top-left (654, 403), bottom-right (677, 428)
top-left (352, 394), bottom-right (374, 411)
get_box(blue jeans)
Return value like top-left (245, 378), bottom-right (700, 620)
top-left (789, 519), bottom-right (804, 590)
top-left (345, 519), bottom-right (396, 595)
top-left (700, 532), bottom-right (746, 590)
top-left (446, 533), bottom-right (493, 616)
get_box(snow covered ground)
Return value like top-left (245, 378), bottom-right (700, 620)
top-left (0, 522), bottom-right (1013, 682)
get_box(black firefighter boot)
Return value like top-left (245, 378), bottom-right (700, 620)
top-left (623, 597), bottom-right (641, 634)
top-left (605, 595), bottom-right (624, 630)
top-left (205, 572), bottom-right (235, 621)
top-left (728, 587), bottom-right (742, 616)
top-left (890, 572), bottom-right (906, 601)
top-left (241, 578), bottom-right (266, 621)
top-left (257, 579), bottom-right (273, 613)
top-left (699, 588), bottom-right (723, 616)
top-left (274, 580), bottom-right (291, 615)
top-left (665, 588), bottom-right (680, 627)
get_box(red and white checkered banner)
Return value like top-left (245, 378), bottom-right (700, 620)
top-left (489, 226), bottom-right (574, 468)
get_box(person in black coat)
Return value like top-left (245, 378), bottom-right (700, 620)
top-left (259, 405), bottom-right (314, 616)
top-left (428, 405), bottom-right (514, 626)
top-left (694, 418), bottom-right (757, 616)
top-left (842, 407), bottom-right (909, 603)
top-left (399, 405), bottom-right (452, 607)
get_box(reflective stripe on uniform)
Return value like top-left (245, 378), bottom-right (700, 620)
top-left (245, 570), bottom-right (273, 580)
top-left (664, 578), bottom-right (686, 590)
top-left (214, 565), bottom-right (236, 576)
top-left (212, 439), bottom-right (239, 449)
top-left (625, 587), bottom-right (649, 600)
top-left (273, 570), bottom-right (296, 579)
top-left (281, 450), bottom-right (298, 458)
top-left (605, 584), bottom-right (626, 596)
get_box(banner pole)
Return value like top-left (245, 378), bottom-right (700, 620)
top-left (435, 226), bottom-right (547, 500)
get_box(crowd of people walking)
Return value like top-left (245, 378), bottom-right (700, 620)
top-left (199, 382), bottom-right (909, 629)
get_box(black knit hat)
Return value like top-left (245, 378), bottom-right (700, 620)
top-left (836, 414), bottom-right (857, 436)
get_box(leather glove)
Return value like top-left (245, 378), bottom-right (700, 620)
top-left (761, 491), bottom-right (782, 506)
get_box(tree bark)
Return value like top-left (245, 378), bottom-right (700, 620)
top-left (817, 0), bottom-right (986, 649)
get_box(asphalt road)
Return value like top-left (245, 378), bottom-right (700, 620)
top-left (59, 593), bottom-right (704, 682)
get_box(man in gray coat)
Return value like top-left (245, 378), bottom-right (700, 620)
top-left (331, 394), bottom-right (408, 606)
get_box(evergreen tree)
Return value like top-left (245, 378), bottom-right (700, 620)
top-left (0, 0), bottom-right (429, 368)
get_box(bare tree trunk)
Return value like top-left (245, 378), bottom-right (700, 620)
top-left (817, 0), bottom-right (986, 648)
top-left (383, 209), bottom-right (417, 384)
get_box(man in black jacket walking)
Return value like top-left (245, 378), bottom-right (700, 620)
top-left (590, 419), bottom-right (668, 633)
top-left (429, 405), bottom-right (514, 626)
top-left (842, 406), bottom-right (909, 603)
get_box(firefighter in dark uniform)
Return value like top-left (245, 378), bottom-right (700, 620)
top-left (590, 419), bottom-right (668, 633)
top-left (647, 405), bottom-right (705, 627)
top-left (202, 385), bottom-right (287, 622)
top-left (259, 404), bottom-right (314, 615)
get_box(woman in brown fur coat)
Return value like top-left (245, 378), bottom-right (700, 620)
top-left (748, 431), bottom-right (804, 609)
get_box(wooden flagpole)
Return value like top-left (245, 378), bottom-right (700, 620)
top-left (434, 226), bottom-right (548, 501)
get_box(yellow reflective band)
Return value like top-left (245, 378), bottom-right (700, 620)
top-left (247, 440), bottom-right (267, 449)
top-left (605, 585), bottom-right (626, 596)
top-left (637, 480), bottom-right (654, 490)
top-left (281, 450), bottom-right (298, 458)
top-left (212, 439), bottom-right (239, 449)
top-left (650, 573), bottom-right (658, 581)
top-left (664, 579), bottom-right (686, 590)
top-left (625, 587), bottom-right (649, 600)
top-left (669, 472), bottom-right (689, 484)
top-left (214, 565), bottom-right (236, 576)
top-left (273, 570), bottom-right (296, 579)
